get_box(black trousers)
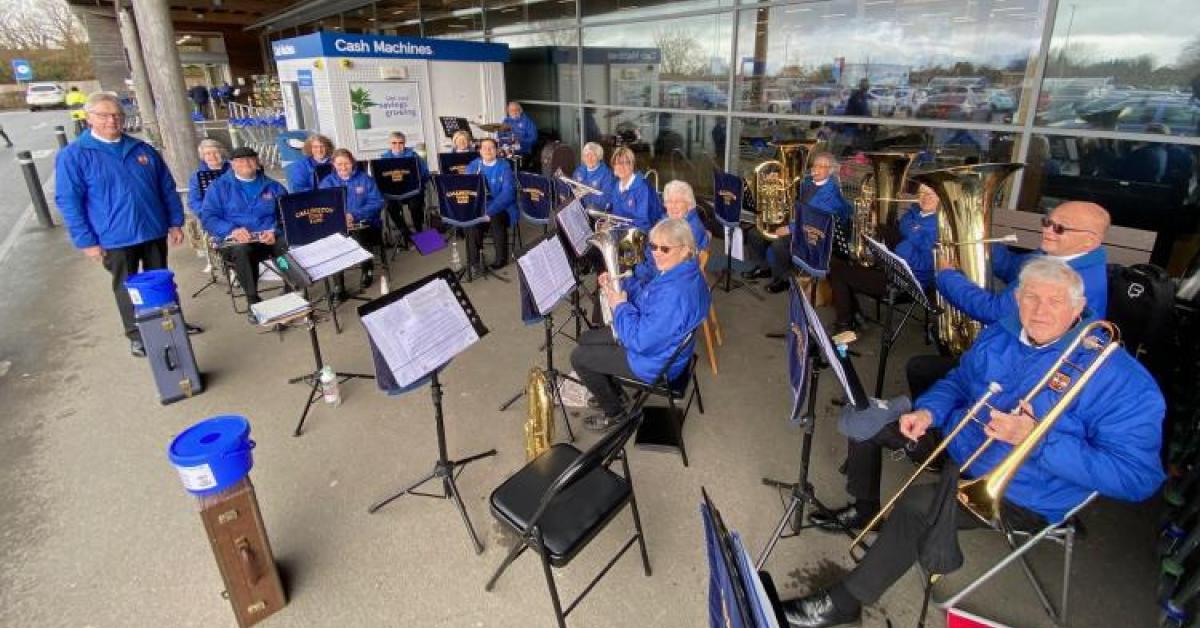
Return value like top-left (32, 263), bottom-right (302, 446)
top-left (386, 195), bottom-right (426, 235)
top-left (746, 229), bottom-right (793, 281)
top-left (570, 327), bottom-right (637, 417)
top-left (465, 212), bottom-right (511, 267)
top-left (906, 354), bottom-right (959, 399)
top-left (224, 240), bottom-right (287, 303)
top-left (843, 481), bottom-right (1046, 605)
top-left (829, 257), bottom-right (887, 327)
top-left (102, 238), bottom-right (168, 338)
top-left (350, 225), bottom-right (380, 273)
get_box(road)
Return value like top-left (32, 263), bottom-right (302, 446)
top-left (0, 109), bottom-right (74, 265)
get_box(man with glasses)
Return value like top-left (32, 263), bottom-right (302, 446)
top-left (380, 131), bottom-right (430, 245)
top-left (56, 92), bottom-right (199, 357)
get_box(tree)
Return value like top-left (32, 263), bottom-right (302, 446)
top-left (0, 0), bottom-right (92, 82)
top-left (653, 28), bottom-right (706, 78)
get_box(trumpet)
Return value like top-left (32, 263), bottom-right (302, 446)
top-left (557, 174), bottom-right (604, 199)
top-left (587, 209), bottom-right (636, 229)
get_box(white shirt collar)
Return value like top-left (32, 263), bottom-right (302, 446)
top-left (93, 133), bottom-right (122, 144)
top-left (813, 177), bottom-right (829, 187)
top-left (1052, 251), bottom-right (1086, 262)
top-left (619, 175), bottom-right (635, 193)
top-left (482, 158), bottom-right (497, 166)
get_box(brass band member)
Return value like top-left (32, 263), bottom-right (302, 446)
top-left (380, 131), bottom-right (431, 240)
top-left (465, 138), bottom-right (517, 270)
top-left (286, 133), bottom-right (333, 193)
top-left (187, 139), bottom-right (229, 215)
top-left (572, 142), bottom-right (615, 211)
top-left (783, 258), bottom-right (1165, 628)
top-left (570, 218), bottom-right (711, 431)
top-left (606, 146), bottom-right (664, 232)
top-left (501, 100), bottom-right (538, 159)
top-left (319, 148), bottom-right (385, 295)
top-left (742, 151), bottom-right (852, 293)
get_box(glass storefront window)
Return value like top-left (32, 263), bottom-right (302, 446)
top-left (734, 1), bottom-right (1045, 125)
top-left (421, 0), bottom-right (484, 38)
top-left (375, 0), bottom-right (422, 35)
top-left (581, 14), bottom-right (733, 111)
top-left (1036, 0), bottom-right (1200, 137)
top-left (585, 107), bottom-right (725, 198)
top-left (486, 0), bottom-right (576, 34)
top-left (520, 103), bottom-right (582, 158)
top-left (494, 30), bottom-right (580, 103)
top-left (582, 0), bottom-right (732, 23)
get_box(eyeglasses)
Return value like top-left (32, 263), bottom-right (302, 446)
top-left (649, 242), bottom-right (674, 254)
top-left (1040, 217), bottom-right (1096, 236)
top-left (89, 112), bottom-right (122, 120)
top-left (390, 140), bottom-right (405, 144)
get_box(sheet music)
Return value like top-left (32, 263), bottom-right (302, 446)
top-left (726, 225), bottom-right (745, 261)
top-left (556, 199), bottom-right (593, 257)
top-left (361, 278), bottom-right (480, 387)
top-left (733, 532), bottom-right (782, 628)
top-left (864, 235), bottom-right (922, 293)
top-left (518, 236), bottom-right (576, 315)
top-left (250, 292), bottom-right (310, 325)
top-left (289, 233), bottom-right (373, 281)
top-left (797, 285), bottom-right (863, 408)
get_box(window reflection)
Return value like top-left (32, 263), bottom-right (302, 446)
top-left (495, 31), bottom-right (580, 102)
top-left (585, 107), bottom-right (724, 198)
top-left (519, 103), bottom-right (582, 159)
top-left (421, 0), bottom-right (484, 38)
top-left (486, 0), bottom-right (575, 33)
top-left (582, 0), bottom-right (731, 23)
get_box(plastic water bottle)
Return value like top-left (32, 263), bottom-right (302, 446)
top-left (449, 239), bottom-right (463, 272)
top-left (319, 365), bottom-right (341, 406)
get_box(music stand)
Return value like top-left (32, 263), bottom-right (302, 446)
top-left (359, 269), bottom-right (496, 554)
top-left (434, 173), bottom-right (507, 283)
top-left (551, 198), bottom-right (599, 342)
top-left (702, 488), bottom-right (786, 628)
top-left (437, 151), bottom-right (479, 176)
top-left (438, 116), bottom-right (472, 141)
top-left (313, 162), bottom-right (333, 189)
top-left (191, 167), bottom-right (231, 299)
top-left (711, 169), bottom-right (763, 301)
top-left (756, 276), bottom-right (868, 569)
top-left (372, 156), bottom-right (425, 250)
top-left (864, 236), bottom-right (940, 398)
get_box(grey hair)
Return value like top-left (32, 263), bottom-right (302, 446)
top-left (196, 139), bottom-right (227, 159)
top-left (812, 150), bottom-right (838, 168)
top-left (649, 217), bottom-right (697, 259)
top-left (84, 91), bottom-right (123, 114)
top-left (507, 101), bottom-right (523, 113)
top-left (662, 180), bottom-right (696, 208)
top-left (582, 142), bottom-right (604, 161)
top-left (1017, 257), bottom-right (1085, 307)
top-left (389, 131), bottom-right (407, 141)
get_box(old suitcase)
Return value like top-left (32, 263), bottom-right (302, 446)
top-left (198, 477), bottom-right (286, 627)
top-left (135, 303), bottom-right (203, 404)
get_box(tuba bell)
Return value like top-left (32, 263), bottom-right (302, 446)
top-left (913, 163), bottom-right (1024, 355)
top-left (849, 151), bottom-right (916, 266)
top-left (753, 139), bottom-right (821, 240)
top-left (523, 366), bottom-right (555, 461)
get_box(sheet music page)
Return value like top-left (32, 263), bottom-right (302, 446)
top-left (557, 199), bottom-right (593, 256)
top-left (250, 292), bottom-right (310, 324)
top-left (518, 237), bottom-right (576, 315)
top-left (361, 279), bottom-right (480, 387)
top-left (798, 286), bottom-right (862, 408)
top-left (864, 235), bottom-right (921, 292)
top-left (728, 226), bottom-right (745, 261)
top-left (289, 233), bottom-right (374, 281)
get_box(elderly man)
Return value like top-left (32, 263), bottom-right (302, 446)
top-left (784, 258), bottom-right (1165, 627)
top-left (501, 101), bottom-right (538, 161)
top-left (56, 92), bottom-right (196, 357)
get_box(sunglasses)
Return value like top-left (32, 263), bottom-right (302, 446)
top-left (648, 243), bottom-right (674, 254)
top-left (1041, 217), bottom-right (1096, 236)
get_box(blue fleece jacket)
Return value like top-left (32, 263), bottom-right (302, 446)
top-left (893, 203), bottom-right (939, 287)
top-left (187, 161), bottom-right (229, 213)
top-left (319, 169), bottom-right (385, 227)
top-left (380, 147), bottom-right (430, 184)
top-left (466, 157), bottom-right (517, 224)
top-left (614, 258), bottom-right (711, 383)
top-left (571, 163), bottom-right (615, 210)
top-left (200, 171), bottom-right (286, 240)
top-left (286, 156), bottom-right (330, 193)
top-left (607, 173), bottom-right (664, 232)
top-left (916, 312), bottom-right (1164, 522)
top-left (502, 113), bottom-right (538, 155)
top-left (936, 246), bottom-right (1108, 325)
top-left (55, 130), bottom-right (184, 250)
top-left (796, 177), bottom-right (852, 220)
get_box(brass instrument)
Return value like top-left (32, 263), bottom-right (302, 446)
top-left (588, 229), bottom-right (628, 341)
top-left (586, 210), bottom-right (645, 271)
top-left (848, 320), bottom-right (1121, 555)
top-left (523, 366), bottom-right (555, 461)
top-left (753, 139), bottom-right (820, 240)
top-left (914, 163), bottom-right (1024, 355)
top-left (849, 152), bottom-right (916, 266)
top-left (644, 169), bottom-right (660, 193)
top-left (557, 175), bottom-right (604, 199)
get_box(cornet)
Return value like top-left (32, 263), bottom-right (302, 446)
top-left (557, 175), bottom-right (604, 199)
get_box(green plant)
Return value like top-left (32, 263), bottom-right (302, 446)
top-left (349, 87), bottom-right (377, 114)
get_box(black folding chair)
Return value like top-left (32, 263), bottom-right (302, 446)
top-left (613, 328), bottom-right (705, 467)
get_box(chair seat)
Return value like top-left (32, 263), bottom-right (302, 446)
top-left (613, 355), bottom-right (696, 399)
top-left (491, 444), bottom-right (631, 565)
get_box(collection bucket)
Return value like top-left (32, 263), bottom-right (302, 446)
top-left (167, 415), bottom-right (255, 497)
top-left (125, 269), bottom-right (178, 311)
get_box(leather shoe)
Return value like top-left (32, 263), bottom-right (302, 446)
top-left (809, 504), bottom-right (877, 533)
top-left (185, 323), bottom-right (204, 335)
top-left (742, 267), bottom-right (771, 280)
top-left (782, 591), bottom-right (860, 628)
top-left (360, 268), bottom-right (375, 291)
top-left (129, 338), bottom-right (146, 358)
top-left (766, 279), bottom-right (789, 294)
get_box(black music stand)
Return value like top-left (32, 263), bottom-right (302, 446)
top-left (191, 167), bottom-right (229, 299)
top-left (702, 488), bottom-right (788, 628)
top-left (360, 269), bottom-right (496, 554)
top-left (756, 276), bottom-right (869, 569)
top-left (372, 155), bottom-right (424, 251)
top-left (864, 236), bottom-right (940, 398)
top-left (550, 198), bottom-right (600, 343)
top-left (438, 116), bottom-right (472, 141)
top-left (435, 173), bottom-right (508, 284)
top-left (437, 151), bottom-right (479, 176)
top-left (711, 169), bottom-right (763, 301)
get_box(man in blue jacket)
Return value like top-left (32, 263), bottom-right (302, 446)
top-left (784, 258), bottom-right (1164, 628)
top-left (201, 147), bottom-right (288, 322)
top-left (501, 101), bottom-right (537, 163)
top-left (56, 92), bottom-right (193, 357)
top-left (465, 138), bottom-right (517, 270)
top-left (379, 131), bottom-right (430, 244)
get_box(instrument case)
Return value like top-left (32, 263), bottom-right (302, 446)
top-left (134, 303), bottom-right (204, 404)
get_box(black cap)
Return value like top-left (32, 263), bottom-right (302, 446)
top-left (230, 146), bottom-right (258, 159)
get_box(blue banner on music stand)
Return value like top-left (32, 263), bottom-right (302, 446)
top-left (313, 162), bottom-right (334, 188)
top-left (435, 174), bottom-right (486, 225)
top-left (712, 169), bottom-right (744, 226)
top-left (438, 151), bottom-right (479, 176)
top-left (789, 205), bottom-right (835, 278)
top-left (517, 172), bottom-right (554, 221)
top-left (788, 280), bottom-right (813, 425)
top-left (278, 187), bottom-right (347, 247)
top-left (372, 156), bottom-right (422, 201)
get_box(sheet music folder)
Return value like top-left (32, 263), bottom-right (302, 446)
top-left (792, 277), bottom-right (868, 410)
top-left (864, 236), bottom-right (938, 313)
top-left (517, 233), bottom-right (577, 318)
top-left (358, 269), bottom-right (488, 388)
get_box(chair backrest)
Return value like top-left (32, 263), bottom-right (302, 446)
top-left (517, 172), bottom-right (554, 222)
top-left (277, 186), bottom-right (347, 246)
top-left (372, 156), bottom-right (423, 201)
top-left (633, 329), bottom-right (699, 406)
top-left (435, 173), bottom-right (487, 225)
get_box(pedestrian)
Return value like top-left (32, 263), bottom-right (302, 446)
top-left (55, 92), bottom-right (203, 358)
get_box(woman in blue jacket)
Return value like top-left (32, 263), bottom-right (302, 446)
top-left (465, 138), bottom-right (517, 270)
top-left (200, 147), bottom-right (288, 319)
top-left (379, 131), bottom-right (430, 240)
top-left (606, 146), bottom-right (663, 233)
top-left (187, 139), bottom-right (228, 214)
top-left (570, 218), bottom-right (711, 431)
top-left (320, 148), bottom-right (385, 292)
top-left (285, 134), bottom-right (333, 193)
top-left (571, 142), bottom-right (614, 211)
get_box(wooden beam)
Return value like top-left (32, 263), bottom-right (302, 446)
top-left (170, 9), bottom-right (265, 26)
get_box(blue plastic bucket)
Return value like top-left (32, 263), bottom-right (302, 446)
top-left (167, 415), bottom-right (255, 496)
top-left (125, 269), bottom-right (178, 311)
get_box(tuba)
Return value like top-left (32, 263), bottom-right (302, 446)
top-left (849, 151), bottom-right (916, 266)
top-left (523, 366), bottom-right (555, 461)
top-left (753, 139), bottom-right (820, 240)
top-left (913, 163), bottom-right (1024, 355)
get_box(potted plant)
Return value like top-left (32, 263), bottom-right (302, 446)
top-left (349, 87), bottom-right (377, 130)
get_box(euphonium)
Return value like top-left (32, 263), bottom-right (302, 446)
top-left (586, 210), bottom-right (646, 272)
top-left (523, 366), bottom-right (555, 461)
top-left (753, 139), bottom-right (820, 240)
top-left (588, 229), bottom-right (625, 341)
top-left (849, 151), bottom-right (916, 266)
top-left (913, 163), bottom-right (1024, 355)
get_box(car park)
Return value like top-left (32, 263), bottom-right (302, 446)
top-left (25, 82), bottom-right (66, 111)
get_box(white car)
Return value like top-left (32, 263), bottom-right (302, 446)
top-left (26, 83), bottom-right (66, 111)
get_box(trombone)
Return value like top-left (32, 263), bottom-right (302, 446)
top-left (848, 320), bottom-right (1122, 557)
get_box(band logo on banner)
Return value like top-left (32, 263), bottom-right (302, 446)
top-left (790, 207), bottom-right (834, 278)
top-left (787, 283), bottom-right (812, 425)
top-left (438, 151), bottom-right (478, 176)
top-left (371, 156), bottom-right (421, 200)
top-left (435, 174), bottom-right (485, 223)
top-left (517, 172), bottom-right (554, 218)
top-left (278, 187), bottom-right (347, 246)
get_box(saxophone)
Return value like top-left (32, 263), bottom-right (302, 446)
top-left (523, 366), bottom-right (555, 461)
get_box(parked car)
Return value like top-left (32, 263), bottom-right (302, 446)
top-left (916, 86), bottom-right (986, 120)
top-left (791, 86), bottom-right (839, 114)
top-left (866, 87), bottom-right (897, 117)
top-left (892, 87), bottom-right (928, 116)
top-left (26, 82), bottom-right (66, 111)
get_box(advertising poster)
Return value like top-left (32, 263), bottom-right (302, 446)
top-left (348, 81), bottom-right (424, 155)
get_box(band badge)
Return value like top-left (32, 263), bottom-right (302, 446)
top-left (627, 199), bottom-right (634, 207)
top-left (524, 188), bottom-right (544, 202)
top-left (354, 185), bottom-right (365, 194)
top-left (136, 153), bottom-right (150, 166)
top-left (718, 190), bottom-right (737, 204)
top-left (803, 224), bottom-right (826, 246)
top-left (1048, 371), bottom-right (1072, 393)
top-left (261, 191), bottom-right (274, 200)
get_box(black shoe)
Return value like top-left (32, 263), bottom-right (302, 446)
top-left (742, 267), bottom-right (771, 280)
top-left (488, 259), bottom-right (508, 271)
top-left (766, 279), bottom-right (789, 294)
top-left (809, 503), bottom-right (877, 534)
top-left (129, 338), bottom-right (146, 358)
top-left (781, 591), bottom-right (861, 628)
top-left (185, 323), bottom-right (204, 335)
top-left (360, 268), bottom-right (375, 291)
top-left (583, 412), bottom-right (621, 432)
top-left (331, 289), bottom-right (350, 304)
top-left (247, 311), bottom-right (259, 325)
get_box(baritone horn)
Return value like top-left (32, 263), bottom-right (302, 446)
top-left (849, 320), bottom-right (1121, 556)
top-left (914, 163), bottom-right (1024, 355)
top-left (523, 366), bottom-right (555, 461)
top-left (849, 151), bottom-right (916, 266)
top-left (588, 229), bottom-right (627, 341)
top-left (754, 139), bottom-right (821, 240)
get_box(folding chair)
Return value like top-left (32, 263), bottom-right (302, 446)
top-left (613, 328), bottom-right (705, 467)
top-left (697, 248), bottom-right (723, 375)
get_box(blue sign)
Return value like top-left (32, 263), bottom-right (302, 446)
top-left (11, 59), bottom-right (32, 81)
top-left (297, 69), bottom-right (313, 87)
top-left (271, 31), bottom-right (509, 63)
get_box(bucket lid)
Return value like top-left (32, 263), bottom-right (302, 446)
top-left (126, 268), bottom-right (176, 286)
top-left (168, 415), bottom-right (251, 465)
